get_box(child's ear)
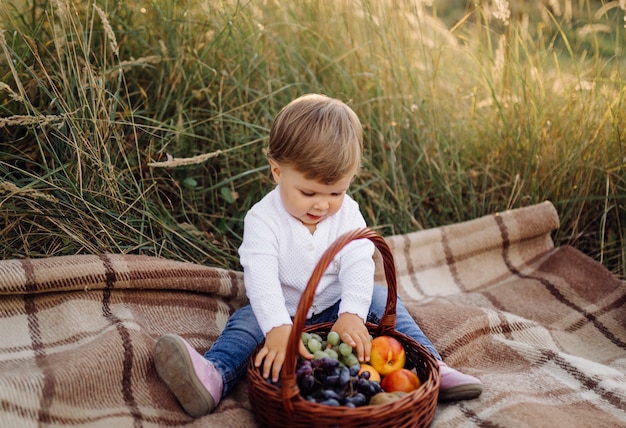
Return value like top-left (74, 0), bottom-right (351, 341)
top-left (268, 159), bottom-right (282, 183)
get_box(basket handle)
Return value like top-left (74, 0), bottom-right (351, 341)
top-left (280, 228), bottom-right (399, 409)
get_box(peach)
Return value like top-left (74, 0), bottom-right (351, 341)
top-left (369, 336), bottom-right (406, 376)
top-left (381, 368), bottom-right (421, 393)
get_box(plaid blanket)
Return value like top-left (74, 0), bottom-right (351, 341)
top-left (1, 201), bottom-right (624, 427)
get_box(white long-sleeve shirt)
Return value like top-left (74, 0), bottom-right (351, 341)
top-left (238, 186), bottom-right (375, 335)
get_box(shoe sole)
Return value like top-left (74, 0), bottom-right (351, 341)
top-left (438, 383), bottom-right (483, 402)
top-left (154, 334), bottom-right (216, 417)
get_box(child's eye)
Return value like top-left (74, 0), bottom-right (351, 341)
top-left (301, 191), bottom-right (314, 197)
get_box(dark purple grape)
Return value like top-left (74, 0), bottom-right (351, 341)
top-left (319, 357), bottom-right (340, 369)
top-left (311, 359), bottom-right (323, 368)
top-left (356, 378), bottom-right (377, 397)
top-left (298, 361), bottom-right (312, 371)
top-left (297, 374), bottom-right (315, 394)
top-left (323, 374), bottom-right (339, 387)
top-left (321, 389), bottom-right (343, 402)
top-left (345, 392), bottom-right (366, 407)
top-left (296, 364), bottom-right (313, 377)
top-left (349, 364), bottom-right (360, 377)
top-left (356, 378), bottom-right (370, 389)
top-left (365, 383), bottom-right (378, 397)
top-left (338, 367), bottom-right (351, 386)
top-left (359, 370), bottom-right (371, 380)
top-left (318, 398), bottom-right (340, 406)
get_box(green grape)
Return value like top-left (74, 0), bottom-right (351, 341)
top-left (338, 342), bottom-right (353, 357)
top-left (325, 348), bottom-right (339, 360)
top-left (301, 332), bottom-right (312, 346)
top-left (313, 350), bottom-right (329, 360)
top-left (307, 338), bottom-right (322, 353)
top-left (343, 353), bottom-right (359, 367)
top-left (310, 333), bottom-right (324, 344)
top-left (327, 331), bottom-right (341, 346)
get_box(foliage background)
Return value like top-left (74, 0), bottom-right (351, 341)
top-left (1, 0), bottom-right (624, 278)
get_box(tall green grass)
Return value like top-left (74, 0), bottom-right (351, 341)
top-left (1, 0), bottom-right (624, 277)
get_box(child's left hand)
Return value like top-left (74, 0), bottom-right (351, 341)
top-left (331, 313), bottom-right (371, 363)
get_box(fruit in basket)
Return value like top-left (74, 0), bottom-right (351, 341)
top-left (369, 392), bottom-right (403, 406)
top-left (369, 336), bottom-right (406, 375)
top-left (313, 350), bottom-right (329, 360)
top-left (358, 364), bottom-right (381, 382)
top-left (301, 332), bottom-right (312, 346)
top-left (325, 348), bottom-right (339, 360)
top-left (380, 368), bottom-right (421, 393)
top-left (327, 331), bottom-right (341, 346)
top-left (307, 337), bottom-right (323, 353)
top-left (338, 342), bottom-right (353, 357)
top-left (342, 352), bottom-right (359, 368)
top-left (295, 356), bottom-right (383, 407)
top-left (295, 334), bottom-right (386, 408)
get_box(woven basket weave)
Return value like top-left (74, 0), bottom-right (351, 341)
top-left (247, 228), bottom-right (439, 427)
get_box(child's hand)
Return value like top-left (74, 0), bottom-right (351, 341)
top-left (331, 313), bottom-right (371, 363)
top-left (254, 324), bottom-right (313, 382)
top-left (255, 324), bottom-right (290, 382)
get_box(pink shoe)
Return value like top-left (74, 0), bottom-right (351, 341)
top-left (438, 361), bottom-right (482, 402)
top-left (154, 334), bottom-right (223, 417)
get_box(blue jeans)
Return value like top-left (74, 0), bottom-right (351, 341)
top-left (205, 285), bottom-right (441, 398)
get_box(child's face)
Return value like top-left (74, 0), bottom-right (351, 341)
top-left (269, 160), bottom-right (354, 233)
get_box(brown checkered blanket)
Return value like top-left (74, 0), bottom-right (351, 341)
top-left (1, 201), bottom-right (624, 427)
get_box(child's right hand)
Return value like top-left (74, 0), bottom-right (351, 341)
top-left (254, 324), bottom-right (313, 383)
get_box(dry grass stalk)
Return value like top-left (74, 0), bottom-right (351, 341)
top-left (106, 55), bottom-right (163, 77)
top-left (53, 0), bottom-right (69, 22)
top-left (147, 150), bottom-right (223, 168)
top-left (94, 5), bottom-right (119, 56)
top-left (0, 181), bottom-right (59, 204)
top-left (493, 0), bottom-right (511, 25)
top-left (0, 114), bottom-right (64, 128)
top-left (0, 82), bottom-right (24, 103)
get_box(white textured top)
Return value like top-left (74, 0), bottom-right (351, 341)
top-left (238, 186), bottom-right (375, 335)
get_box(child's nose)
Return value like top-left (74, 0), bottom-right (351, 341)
top-left (314, 199), bottom-right (329, 210)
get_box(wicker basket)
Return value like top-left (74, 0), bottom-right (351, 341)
top-left (247, 228), bottom-right (439, 428)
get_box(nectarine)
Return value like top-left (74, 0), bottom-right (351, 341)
top-left (381, 368), bottom-right (421, 393)
top-left (369, 336), bottom-right (406, 376)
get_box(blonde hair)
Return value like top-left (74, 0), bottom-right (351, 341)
top-left (268, 94), bottom-right (363, 184)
